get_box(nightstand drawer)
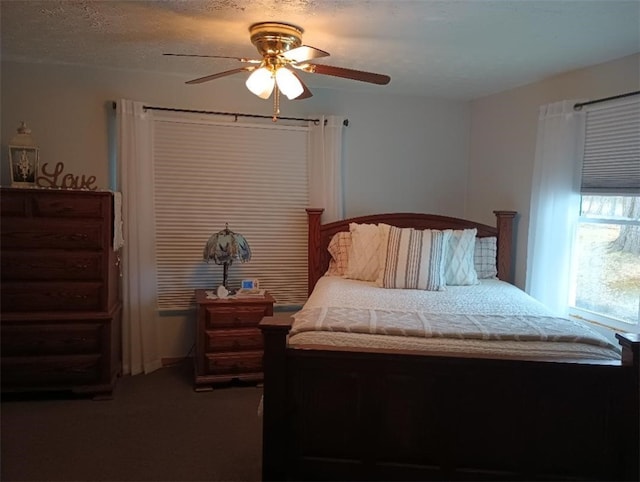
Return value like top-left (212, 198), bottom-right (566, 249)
top-left (206, 351), bottom-right (263, 375)
top-left (205, 305), bottom-right (269, 329)
top-left (206, 328), bottom-right (263, 352)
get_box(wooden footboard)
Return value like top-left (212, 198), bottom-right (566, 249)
top-left (261, 317), bottom-right (639, 481)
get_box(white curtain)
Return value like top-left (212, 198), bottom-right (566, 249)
top-left (116, 99), bottom-right (162, 375)
top-left (525, 100), bottom-right (585, 316)
top-left (308, 115), bottom-right (345, 222)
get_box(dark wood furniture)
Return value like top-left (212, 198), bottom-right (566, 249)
top-left (1, 187), bottom-right (122, 398)
top-left (194, 289), bottom-right (274, 390)
top-left (260, 209), bottom-right (640, 481)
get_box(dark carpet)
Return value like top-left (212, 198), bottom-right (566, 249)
top-left (1, 361), bottom-right (263, 481)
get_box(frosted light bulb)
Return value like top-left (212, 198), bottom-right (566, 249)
top-left (245, 67), bottom-right (275, 99)
top-left (275, 68), bottom-right (304, 100)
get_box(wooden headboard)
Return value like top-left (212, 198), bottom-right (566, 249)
top-left (306, 209), bottom-right (517, 295)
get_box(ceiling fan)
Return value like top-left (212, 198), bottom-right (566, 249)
top-left (164, 22), bottom-right (391, 119)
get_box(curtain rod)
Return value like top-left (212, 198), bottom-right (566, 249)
top-left (111, 102), bottom-right (349, 126)
top-left (573, 90), bottom-right (640, 111)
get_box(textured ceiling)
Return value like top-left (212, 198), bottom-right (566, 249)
top-left (1, 0), bottom-right (639, 100)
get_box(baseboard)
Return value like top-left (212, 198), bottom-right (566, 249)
top-left (162, 356), bottom-right (193, 367)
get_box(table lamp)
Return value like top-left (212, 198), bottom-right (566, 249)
top-left (203, 223), bottom-right (251, 293)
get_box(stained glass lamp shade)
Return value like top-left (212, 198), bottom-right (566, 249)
top-left (203, 224), bottom-right (251, 289)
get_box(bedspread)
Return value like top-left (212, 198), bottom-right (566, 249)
top-left (288, 276), bottom-right (621, 361)
top-left (291, 307), bottom-right (615, 349)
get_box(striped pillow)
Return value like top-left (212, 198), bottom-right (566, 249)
top-left (379, 226), bottom-right (449, 290)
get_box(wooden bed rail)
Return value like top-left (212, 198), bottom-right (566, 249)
top-left (260, 316), bottom-right (292, 482)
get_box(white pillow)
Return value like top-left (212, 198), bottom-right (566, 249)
top-left (474, 236), bottom-right (498, 279)
top-left (377, 226), bottom-right (449, 290)
top-left (443, 228), bottom-right (479, 286)
top-left (346, 223), bottom-right (385, 281)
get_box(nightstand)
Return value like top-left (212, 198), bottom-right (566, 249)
top-left (194, 289), bottom-right (275, 390)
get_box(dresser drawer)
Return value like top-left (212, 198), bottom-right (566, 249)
top-left (1, 252), bottom-right (104, 281)
top-left (0, 191), bottom-right (28, 216)
top-left (205, 351), bottom-right (263, 375)
top-left (205, 305), bottom-right (269, 329)
top-left (33, 192), bottom-right (107, 218)
top-left (1, 219), bottom-right (107, 250)
top-left (1, 355), bottom-right (102, 386)
top-left (205, 328), bottom-right (263, 353)
top-left (1, 282), bottom-right (105, 312)
top-left (1, 323), bottom-right (102, 356)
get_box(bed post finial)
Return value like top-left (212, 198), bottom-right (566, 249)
top-left (307, 208), bottom-right (324, 295)
top-left (493, 210), bottom-right (517, 283)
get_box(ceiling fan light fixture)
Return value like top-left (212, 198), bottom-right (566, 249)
top-left (246, 67), bottom-right (275, 99)
top-left (275, 67), bottom-right (304, 100)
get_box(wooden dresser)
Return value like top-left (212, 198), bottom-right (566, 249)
top-left (194, 289), bottom-right (274, 390)
top-left (0, 187), bottom-right (122, 398)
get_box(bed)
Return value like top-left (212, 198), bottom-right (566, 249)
top-left (259, 209), bottom-right (639, 481)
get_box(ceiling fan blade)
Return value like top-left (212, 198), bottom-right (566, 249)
top-left (308, 64), bottom-right (391, 85)
top-left (291, 71), bottom-right (313, 100)
top-left (186, 67), bottom-right (255, 85)
top-left (164, 53), bottom-right (261, 64)
top-left (282, 45), bottom-right (330, 63)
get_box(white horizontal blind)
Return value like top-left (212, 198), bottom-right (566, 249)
top-left (582, 97), bottom-right (640, 195)
top-left (152, 116), bottom-right (309, 310)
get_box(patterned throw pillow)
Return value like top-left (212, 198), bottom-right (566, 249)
top-left (346, 223), bottom-right (385, 281)
top-left (444, 229), bottom-right (479, 286)
top-left (326, 231), bottom-right (352, 276)
top-left (474, 236), bottom-right (498, 279)
top-left (378, 226), bottom-right (449, 290)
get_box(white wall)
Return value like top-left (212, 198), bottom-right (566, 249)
top-left (1, 61), bottom-right (470, 217)
top-left (468, 53), bottom-right (640, 289)
top-left (1, 60), bottom-right (470, 358)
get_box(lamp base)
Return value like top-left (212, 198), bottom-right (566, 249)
top-left (216, 285), bottom-right (230, 299)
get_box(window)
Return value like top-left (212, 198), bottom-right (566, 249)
top-left (571, 195), bottom-right (640, 329)
top-left (152, 113), bottom-right (309, 310)
top-left (569, 96), bottom-right (640, 331)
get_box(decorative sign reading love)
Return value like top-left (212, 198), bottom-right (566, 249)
top-left (36, 162), bottom-right (97, 191)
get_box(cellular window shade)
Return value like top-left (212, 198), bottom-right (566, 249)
top-left (581, 98), bottom-right (640, 195)
top-left (153, 117), bottom-right (309, 310)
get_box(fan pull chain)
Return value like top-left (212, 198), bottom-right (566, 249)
top-left (272, 87), bottom-right (280, 122)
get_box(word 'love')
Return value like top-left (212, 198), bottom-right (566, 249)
top-left (37, 162), bottom-right (97, 191)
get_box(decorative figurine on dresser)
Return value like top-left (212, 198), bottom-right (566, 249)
top-left (0, 187), bottom-right (123, 399)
